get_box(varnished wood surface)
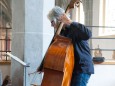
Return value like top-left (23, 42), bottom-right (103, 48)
top-left (94, 60), bottom-right (115, 65)
top-left (44, 35), bottom-right (72, 71)
top-left (42, 36), bottom-right (74, 86)
top-left (41, 68), bottom-right (63, 86)
top-left (0, 60), bottom-right (11, 65)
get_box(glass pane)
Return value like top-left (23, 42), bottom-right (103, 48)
top-left (0, 0), bottom-right (11, 61)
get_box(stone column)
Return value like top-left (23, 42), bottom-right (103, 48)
top-left (12, 0), bottom-right (55, 86)
top-left (12, 0), bottom-right (25, 85)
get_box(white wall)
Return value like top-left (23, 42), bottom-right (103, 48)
top-left (88, 65), bottom-right (115, 86)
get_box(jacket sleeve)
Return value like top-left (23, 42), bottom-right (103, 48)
top-left (70, 22), bottom-right (92, 40)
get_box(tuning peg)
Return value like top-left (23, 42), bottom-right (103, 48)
top-left (75, 2), bottom-right (80, 7)
top-left (75, 0), bottom-right (82, 7)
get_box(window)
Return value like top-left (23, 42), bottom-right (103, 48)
top-left (93, 0), bottom-right (115, 64)
top-left (99, 0), bottom-right (115, 36)
top-left (0, 27), bottom-right (11, 61)
top-left (73, 1), bottom-right (85, 24)
top-left (0, 0), bottom-right (11, 61)
top-left (74, 0), bottom-right (115, 64)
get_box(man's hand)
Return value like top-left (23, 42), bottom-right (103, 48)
top-left (58, 13), bottom-right (72, 25)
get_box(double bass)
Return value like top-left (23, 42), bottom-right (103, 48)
top-left (38, 0), bottom-right (80, 86)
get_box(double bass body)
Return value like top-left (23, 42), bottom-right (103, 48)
top-left (41, 35), bottom-right (74, 86)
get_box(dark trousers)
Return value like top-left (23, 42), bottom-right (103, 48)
top-left (71, 73), bottom-right (91, 86)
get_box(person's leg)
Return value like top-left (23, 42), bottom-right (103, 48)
top-left (71, 73), bottom-right (91, 86)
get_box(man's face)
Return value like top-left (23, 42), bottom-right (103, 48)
top-left (50, 15), bottom-right (63, 29)
top-left (51, 20), bottom-right (57, 29)
top-left (51, 19), bottom-right (60, 30)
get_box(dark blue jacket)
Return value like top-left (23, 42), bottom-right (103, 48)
top-left (61, 22), bottom-right (94, 74)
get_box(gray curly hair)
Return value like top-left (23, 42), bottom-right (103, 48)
top-left (47, 6), bottom-right (65, 22)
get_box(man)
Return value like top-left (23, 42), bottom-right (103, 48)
top-left (47, 6), bottom-right (94, 86)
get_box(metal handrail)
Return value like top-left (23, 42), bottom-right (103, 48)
top-left (6, 52), bottom-right (29, 67)
top-left (91, 37), bottom-right (115, 39)
top-left (6, 52), bottom-right (30, 86)
top-left (86, 25), bottom-right (115, 28)
top-left (91, 49), bottom-right (115, 51)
